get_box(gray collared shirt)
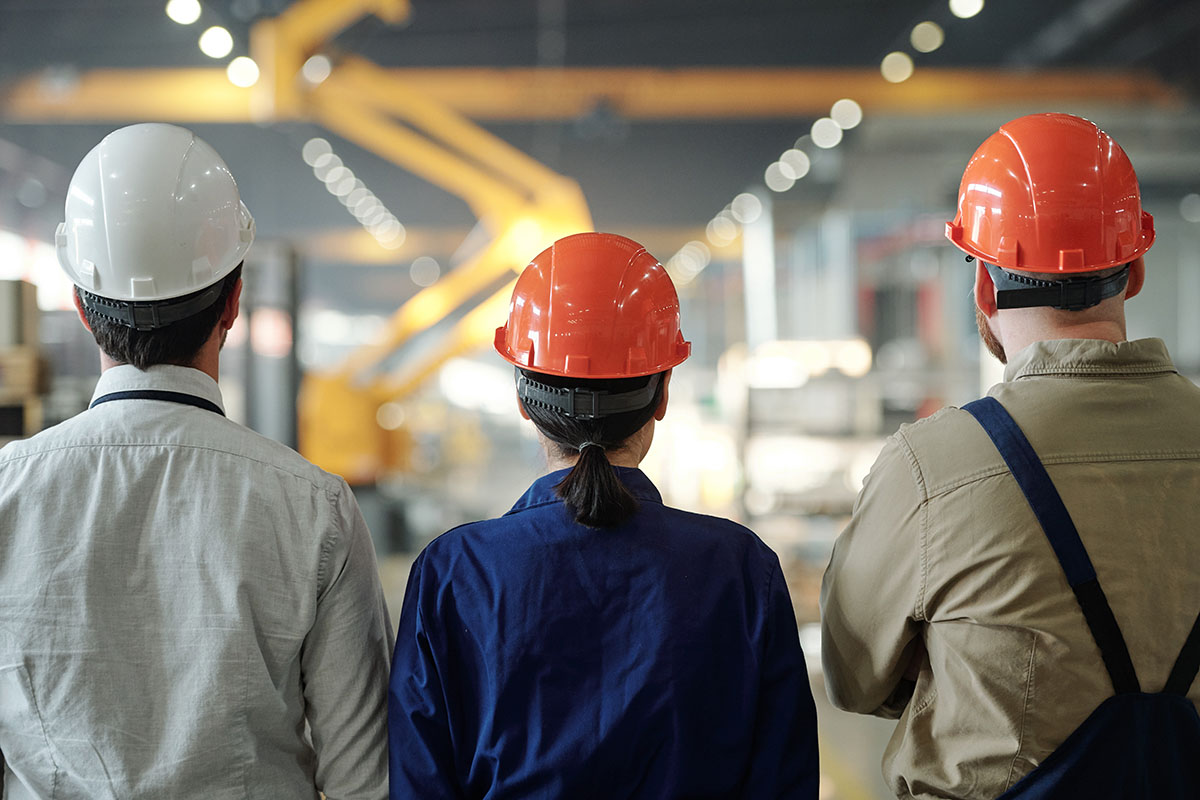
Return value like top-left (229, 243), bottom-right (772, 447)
top-left (0, 365), bottom-right (392, 799)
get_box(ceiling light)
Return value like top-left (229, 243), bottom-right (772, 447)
top-left (410, 256), bottom-right (441, 287)
top-left (779, 148), bottom-right (811, 180)
top-left (301, 54), bottom-right (333, 85)
top-left (226, 56), bottom-right (259, 88)
top-left (911, 21), bottom-right (945, 53)
top-left (312, 154), bottom-right (342, 180)
top-left (880, 51), bottom-right (915, 83)
top-left (322, 165), bottom-right (350, 186)
top-left (764, 163), bottom-right (796, 193)
top-left (949, 0), bottom-right (984, 19)
top-left (730, 193), bottom-right (763, 225)
top-left (302, 138), bottom-right (331, 166)
top-left (1181, 193), bottom-right (1200, 223)
top-left (198, 26), bottom-right (233, 59)
top-left (332, 175), bottom-right (358, 197)
top-left (831, 98), bottom-right (863, 129)
top-left (810, 118), bottom-right (843, 149)
top-left (165, 0), bottom-right (202, 25)
top-left (706, 216), bottom-right (738, 247)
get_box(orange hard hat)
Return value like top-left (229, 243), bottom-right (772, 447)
top-left (946, 113), bottom-right (1154, 274)
top-left (495, 232), bottom-right (691, 379)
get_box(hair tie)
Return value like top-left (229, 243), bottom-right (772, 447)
top-left (577, 441), bottom-right (602, 453)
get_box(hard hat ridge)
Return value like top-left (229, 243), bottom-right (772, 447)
top-left (495, 232), bottom-right (691, 380)
top-left (946, 112), bottom-right (1154, 276)
top-left (56, 123), bottom-right (255, 329)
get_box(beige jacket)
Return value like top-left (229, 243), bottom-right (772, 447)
top-left (821, 338), bottom-right (1200, 799)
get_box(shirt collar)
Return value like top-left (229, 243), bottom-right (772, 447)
top-left (90, 364), bottom-right (227, 415)
top-left (1003, 337), bottom-right (1177, 383)
top-left (506, 466), bottom-right (664, 514)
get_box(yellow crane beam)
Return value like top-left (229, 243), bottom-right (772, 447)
top-left (2, 67), bottom-right (1182, 124)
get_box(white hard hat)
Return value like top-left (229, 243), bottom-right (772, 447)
top-left (56, 123), bottom-right (254, 326)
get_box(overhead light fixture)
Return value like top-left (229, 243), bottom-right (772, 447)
top-left (302, 138), bottom-right (332, 165)
top-left (880, 51), bottom-right (915, 83)
top-left (1181, 193), bottom-right (1200, 223)
top-left (910, 21), bottom-right (945, 53)
top-left (830, 98), bottom-right (863, 129)
top-left (198, 26), bottom-right (233, 58)
top-left (301, 137), bottom-right (407, 250)
top-left (778, 148), bottom-right (811, 179)
top-left (764, 162), bottom-right (796, 193)
top-left (165, 0), bottom-right (202, 25)
top-left (302, 54), bottom-right (333, 85)
top-left (810, 118), bottom-right (844, 149)
top-left (949, 0), bottom-right (984, 19)
top-left (410, 256), bottom-right (442, 287)
top-left (226, 56), bottom-right (259, 88)
top-left (730, 193), bottom-right (763, 225)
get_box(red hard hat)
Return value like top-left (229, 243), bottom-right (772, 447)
top-left (946, 113), bottom-right (1154, 274)
top-left (495, 232), bottom-right (691, 378)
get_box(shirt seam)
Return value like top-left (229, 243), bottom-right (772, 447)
top-left (1011, 365), bottom-right (1175, 379)
top-left (0, 440), bottom-right (340, 496)
top-left (925, 452), bottom-right (1200, 499)
top-left (894, 429), bottom-right (930, 623)
top-left (1005, 632), bottom-right (1038, 790)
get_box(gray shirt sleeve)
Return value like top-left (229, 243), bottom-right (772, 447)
top-left (302, 480), bottom-right (395, 800)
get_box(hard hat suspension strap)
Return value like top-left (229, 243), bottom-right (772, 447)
top-left (983, 262), bottom-right (1130, 312)
top-left (516, 372), bottom-right (661, 420)
top-left (79, 282), bottom-right (227, 331)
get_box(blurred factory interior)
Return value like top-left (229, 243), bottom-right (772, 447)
top-left (3, 0), bottom-right (1200, 795)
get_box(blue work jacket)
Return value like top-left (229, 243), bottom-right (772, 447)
top-left (388, 467), bottom-right (819, 799)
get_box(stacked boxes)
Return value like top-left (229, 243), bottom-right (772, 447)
top-left (0, 280), bottom-right (45, 441)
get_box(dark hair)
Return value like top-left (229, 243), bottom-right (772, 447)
top-left (518, 368), bottom-right (666, 529)
top-left (77, 265), bottom-right (242, 370)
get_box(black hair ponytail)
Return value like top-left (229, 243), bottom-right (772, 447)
top-left (517, 368), bottom-right (666, 528)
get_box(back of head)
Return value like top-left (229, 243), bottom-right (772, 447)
top-left (57, 123), bottom-right (255, 368)
top-left (946, 112), bottom-right (1154, 313)
top-left (496, 232), bottom-right (691, 527)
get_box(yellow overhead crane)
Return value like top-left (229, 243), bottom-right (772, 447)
top-left (21, 0), bottom-right (595, 483)
top-left (0, 0), bottom-right (1184, 483)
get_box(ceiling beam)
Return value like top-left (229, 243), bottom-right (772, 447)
top-left (1, 67), bottom-right (1182, 124)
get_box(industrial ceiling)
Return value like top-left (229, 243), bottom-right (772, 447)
top-left (2, 0), bottom-right (1199, 316)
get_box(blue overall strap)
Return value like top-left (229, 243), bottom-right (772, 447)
top-left (963, 397), bottom-right (1141, 695)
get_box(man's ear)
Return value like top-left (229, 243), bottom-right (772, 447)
top-left (72, 288), bottom-right (92, 332)
top-left (974, 261), bottom-right (998, 317)
top-left (1125, 257), bottom-right (1145, 300)
top-left (654, 369), bottom-right (672, 421)
top-left (220, 278), bottom-right (243, 331)
top-left (516, 392), bottom-right (530, 420)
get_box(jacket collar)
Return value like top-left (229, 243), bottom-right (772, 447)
top-left (506, 466), bottom-right (663, 514)
top-left (90, 364), bottom-right (226, 415)
top-left (1004, 337), bottom-right (1177, 383)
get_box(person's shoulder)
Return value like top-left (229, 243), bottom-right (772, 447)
top-left (0, 412), bottom-right (94, 465)
top-left (652, 502), bottom-right (780, 560)
top-left (214, 419), bottom-right (350, 495)
top-left (884, 402), bottom-right (1006, 498)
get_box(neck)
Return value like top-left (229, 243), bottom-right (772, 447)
top-left (96, 335), bottom-right (222, 383)
top-left (541, 422), bottom-right (653, 473)
top-left (996, 308), bottom-right (1127, 357)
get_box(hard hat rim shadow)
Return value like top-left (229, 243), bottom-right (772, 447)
top-left (945, 112), bottom-right (1155, 274)
top-left (494, 232), bottom-right (692, 380)
top-left (55, 122), bottom-right (255, 307)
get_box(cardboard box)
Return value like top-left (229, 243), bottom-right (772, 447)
top-left (0, 280), bottom-right (39, 347)
top-left (0, 346), bottom-right (45, 399)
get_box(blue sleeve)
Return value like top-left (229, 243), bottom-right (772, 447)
top-left (388, 555), bottom-right (462, 800)
top-left (743, 562), bottom-right (821, 799)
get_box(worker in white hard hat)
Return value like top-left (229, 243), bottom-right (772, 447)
top-left (821, 113), bottom-right (1200, 797)
top-left (0, 123), bottom-right (392, 799)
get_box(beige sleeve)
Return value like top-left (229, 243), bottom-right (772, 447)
top-left (820, 433), bottom-right (926, 718)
